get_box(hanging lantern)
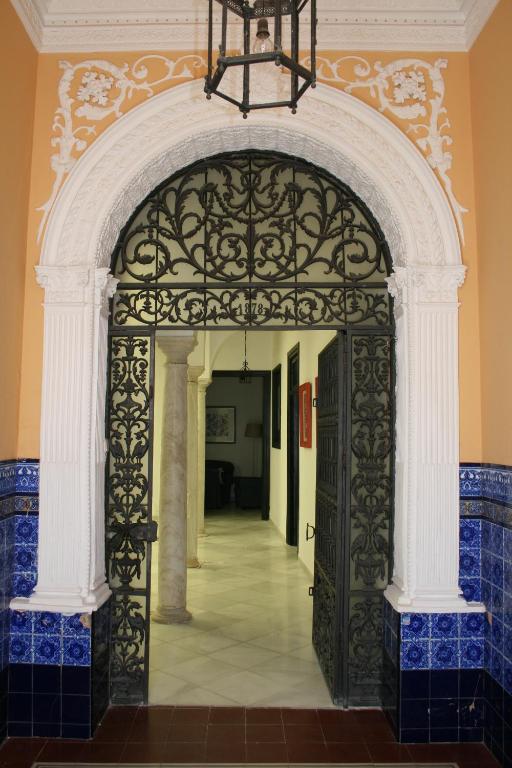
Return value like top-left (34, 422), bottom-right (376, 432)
top-left (239, 331), bottom-right (252, 384)
top-left (205, 0), bottom-right (317, 118)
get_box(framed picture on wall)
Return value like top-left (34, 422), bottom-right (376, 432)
top-left (272, 364), bottom-right (281, 449)
top-left (206, 406), bottom-right (236, 444)
top-left (299, 382), bottom-right (312, 448)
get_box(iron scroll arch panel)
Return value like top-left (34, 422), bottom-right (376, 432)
top-left (106, 150), bottom-right (394, 705)
top-left (110, 151), bottom-right (393, 331)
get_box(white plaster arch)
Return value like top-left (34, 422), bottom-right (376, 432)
top-left (13, 78), bottom-right (484, 617)
top-left (41, 79), bottom-right (460, 272)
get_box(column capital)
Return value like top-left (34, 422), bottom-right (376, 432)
top-left (187, 365), bottom-right (205, 384)
top-left (387, 265), bottom-right (466, 308)
top-left (198, 376), bottom-right (212, 393)
top-left (157, 331), bottom-right (197, 364)
top-left (36, 265), bottom-right (118, 308)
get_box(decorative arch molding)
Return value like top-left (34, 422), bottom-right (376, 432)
top-left (12, 78), bottom-right (483, 618)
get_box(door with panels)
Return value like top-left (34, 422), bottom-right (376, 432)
top-left (313, 330), bottom-right (393, 706)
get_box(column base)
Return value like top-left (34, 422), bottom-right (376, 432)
top-left (384, 582), bottom-right (486, 614)
top-left (152, 606), bottom-right (192, 624)
top-left (187, 557), bottom-right (201, 568)
top-left (10, 582), bottom-right (112, 615)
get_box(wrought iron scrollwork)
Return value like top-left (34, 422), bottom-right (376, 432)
top-left (111, 152), bottom-right (391, 330)
top-left (106, 335), bottom-right (153, 704)
top-left (347, 333), bottom-right (392, 704)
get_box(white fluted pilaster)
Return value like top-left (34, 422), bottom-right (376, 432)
top-left (384, 265), bottom-right (484, 614)
top-left (11, 266), bottom-right (117, 614)
top-left (153, 332), bottom-right (197, 624)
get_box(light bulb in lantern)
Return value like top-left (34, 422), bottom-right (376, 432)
top-left (253, 18), bottom-right (274, 53)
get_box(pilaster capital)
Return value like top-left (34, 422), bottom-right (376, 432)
top-left (198, 377), bottom-right (213, 393)
top-left (387, 265), bottom-right (466, 308)
top-left (94, 268), bottom-right (118, 308)
top-left (36, 265), bottom-right (90, 304)
top-left (187, 365), bottom-right (205, 384)
top-left (36, 265), bottom-right (118, 308)
top-left (157, 331), bottom-right (197, 364)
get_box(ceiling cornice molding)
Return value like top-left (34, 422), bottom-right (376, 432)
top-left (10, 0), bottom-right (500, 53)
top-left (463, 0), bottom-right (499, 49)
top-left (11, 0), bottom-right (44, 51)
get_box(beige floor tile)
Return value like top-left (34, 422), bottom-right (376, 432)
top-left (148, 509), bottom-right (334, 707)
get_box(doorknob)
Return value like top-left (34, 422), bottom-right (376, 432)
top-left (306, 522), bottom-right (315, 541)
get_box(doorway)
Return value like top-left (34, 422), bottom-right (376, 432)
top-left (105, 150), bottom-right (394, 706)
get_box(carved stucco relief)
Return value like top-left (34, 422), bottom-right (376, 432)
top-left (37, 52), bottom-right (467, 248)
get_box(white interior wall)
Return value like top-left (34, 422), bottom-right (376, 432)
top-left (269, 329), bottom-right (337, 576)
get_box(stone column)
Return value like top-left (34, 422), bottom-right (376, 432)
top-left (197, 377), bottom-right (212, 535)
top-left (153, 332), bottom-right (197, 624)
top-left (187, 366), bottom-right (204, 568)
top-left (384, 265), bottom-right (484, 614)
top-left (11, 266), bottom-right (117, 614)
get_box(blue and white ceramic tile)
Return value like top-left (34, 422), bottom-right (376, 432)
top-left (33, 611), bottom-right (62, 635)
top-left (0, 463), bottom-right (16, 499)
top-left (62, 614), bottom-right (90, 638)
top-left (431, 639), bottom-right (459, 669)
top-left (504, 528), bottom-right (512, 560)
top-left (504, 559), bottom-right (512, 593)
top-left (401, 613), bottom-right (430, 640)
top-left (492, 618), bottom-right (504, 653)
top-left (460, 577), bottom-right (481, 603)
top-left (401, 639), bottom-right (429, 670)
top-left (12, 573), bottom-right (36, 599)
top-left (14, 496), bottom-right (39, 514)
top-left (63, 636), bottom-right (91, 667)
top-left (490, 524), bottom-right (504, 556)
top-left (459, 466), bottom-right (482, 498)
top-left (460, 550), bottom-right (480, 578)
top-left (14, 545), bottom-right (37, 575)
top-left (14, 515), bottom-right (38, 545)
top-left (10, 610), bottom-right (33, 634)
top-left (431, 613), bottom-right (459, 639)
top-left (33, 634), bottom-right (61, 665)
top-left (10, 635), bottom-right (32, 664)
top-left (490, 556), bottom-right (504, 589)
top-left (15, 463), bottom-right (39, 495)
top-left (460, 518), bottom-right (481, 549)
top-left (460, 612), bottom-right (485, 638)
top-left (481, 466), bottom-right (512, 507)
top-left (460, 639), bottom-right (484, 668)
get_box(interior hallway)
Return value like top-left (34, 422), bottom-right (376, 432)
top-left (149, 509), bottom-right (333, 707)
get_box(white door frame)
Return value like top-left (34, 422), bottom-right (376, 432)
top-left (12, 79), bottom-right (483, 616)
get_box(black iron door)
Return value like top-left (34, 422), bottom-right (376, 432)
top-left (286, 345), bottom-right (300, 547)
top-left (313, 334), bottom-right (344, 700)
top-left (105, 331), bottom-right (156, 704)
top-left (313, 330), bottom-right (393, 706)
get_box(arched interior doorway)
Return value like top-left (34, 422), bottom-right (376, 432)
top-left (107, 150), bottom-right (394, 706)
top-left (16, 79), bottom-right (470, 724)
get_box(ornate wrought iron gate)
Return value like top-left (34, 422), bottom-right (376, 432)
top-left (106, 331), bottom-right (155, 704)
top-left (106, 150), bottom-right (393, 705)
top-left (313, 330), bottom-right (393, 706)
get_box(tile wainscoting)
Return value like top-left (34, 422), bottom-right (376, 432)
top-left (383, 464), bottom-right (512, 768)
top-left (2, 458), bottom-right (511, 762)
top-left (0, 460), bottom-right (109, 740)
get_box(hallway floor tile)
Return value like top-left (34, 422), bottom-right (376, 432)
top-left (149, 509), bottom-right (332, 707)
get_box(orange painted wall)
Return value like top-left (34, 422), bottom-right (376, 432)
top-left (470, 0), bottom-right (512, 466)
top-left (0, 3), bottom-right (37, 460)
top-left (16, 49), bottom-right (482, 461)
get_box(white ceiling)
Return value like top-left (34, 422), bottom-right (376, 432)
top-left (12, 0), bottom-right (499, 53)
